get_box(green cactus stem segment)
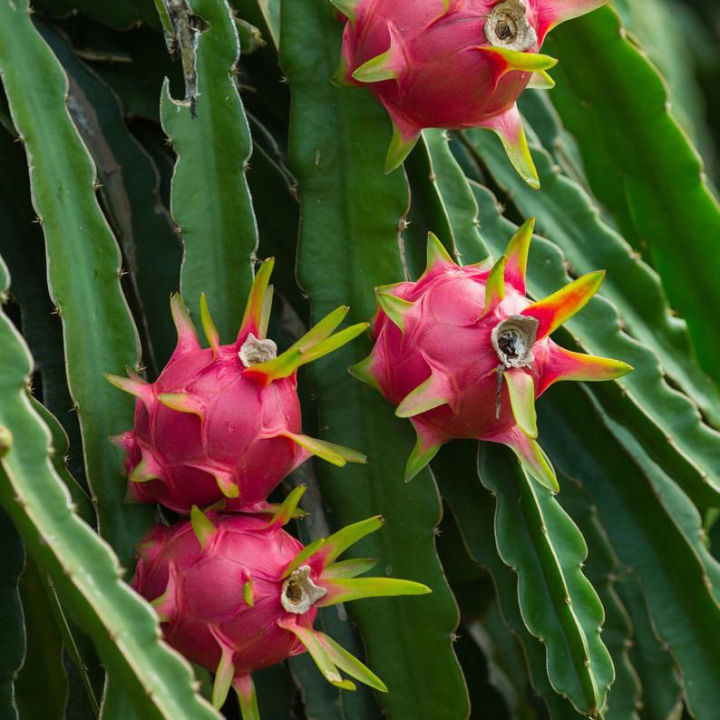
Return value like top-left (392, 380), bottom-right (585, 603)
top-left (281, 566), bottom-right (328, 613)
top-left (0, 426), bottom-right (11, 457)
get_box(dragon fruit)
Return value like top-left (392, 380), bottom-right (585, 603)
top-left (350, 220), bottom-right (632, 489)
top-left (132, 487), bottom-right (430, 717)
top-left (335, 0), bottom-right (607, 182)
top-left (107, 259), bottom-right (367, 514)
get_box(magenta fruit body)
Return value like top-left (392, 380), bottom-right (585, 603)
top-left (120, 344), bottom-right (304, 514)
top-left (132, 514), bottom-right (316, 674)
top-left (341, 0), bottom-right (536, 130)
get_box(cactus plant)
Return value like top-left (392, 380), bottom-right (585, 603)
top-left (1, 0), bottom-right (719, 718)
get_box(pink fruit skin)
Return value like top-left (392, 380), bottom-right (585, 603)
top-left (369, 263), bottom-right (553, 444)
top-left (342, 0), bottom-right (535, 130)
top-left (120, 342), bottom-right (307, 514)
top-left (132, 514), bottom-right (319, 674)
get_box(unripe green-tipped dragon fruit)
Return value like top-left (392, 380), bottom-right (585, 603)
top-left (350, 220), bottom-right (632, 489)
top-left (132, 486), bottom-right (430, 719)
top-left (335, 0), bottom-right (607, 183)
top-left (107, 259), bottom-right (367, 514)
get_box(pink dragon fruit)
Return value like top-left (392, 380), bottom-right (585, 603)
top-left (132, 487), bottom-right (430, 717)
top-left (350, 220), bottom-right (632, 489)
top-left (335, 0), bottom-right (607, 182)
top-left (107, 259), bottom-right (367, 514)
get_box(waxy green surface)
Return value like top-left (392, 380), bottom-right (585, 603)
top-left (281, 1), bottom-right (469, 717)
top-left (0, 259), bottom-right (221, 720)
top-left (547, 7), bottom-right (720, 387)
top-left (0, 0), bottom-right (151, 565)
top-left (161, 0), bottom-right (258, 343)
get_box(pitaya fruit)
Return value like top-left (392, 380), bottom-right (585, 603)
top-left (107, 259), bottom-right (367, 514)
top-left (132, 486), bottom-right (430, 717)
top-left (350, 219), bottom-right (632, 489)
top-left (335, 0), bottom-right (607, 182)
